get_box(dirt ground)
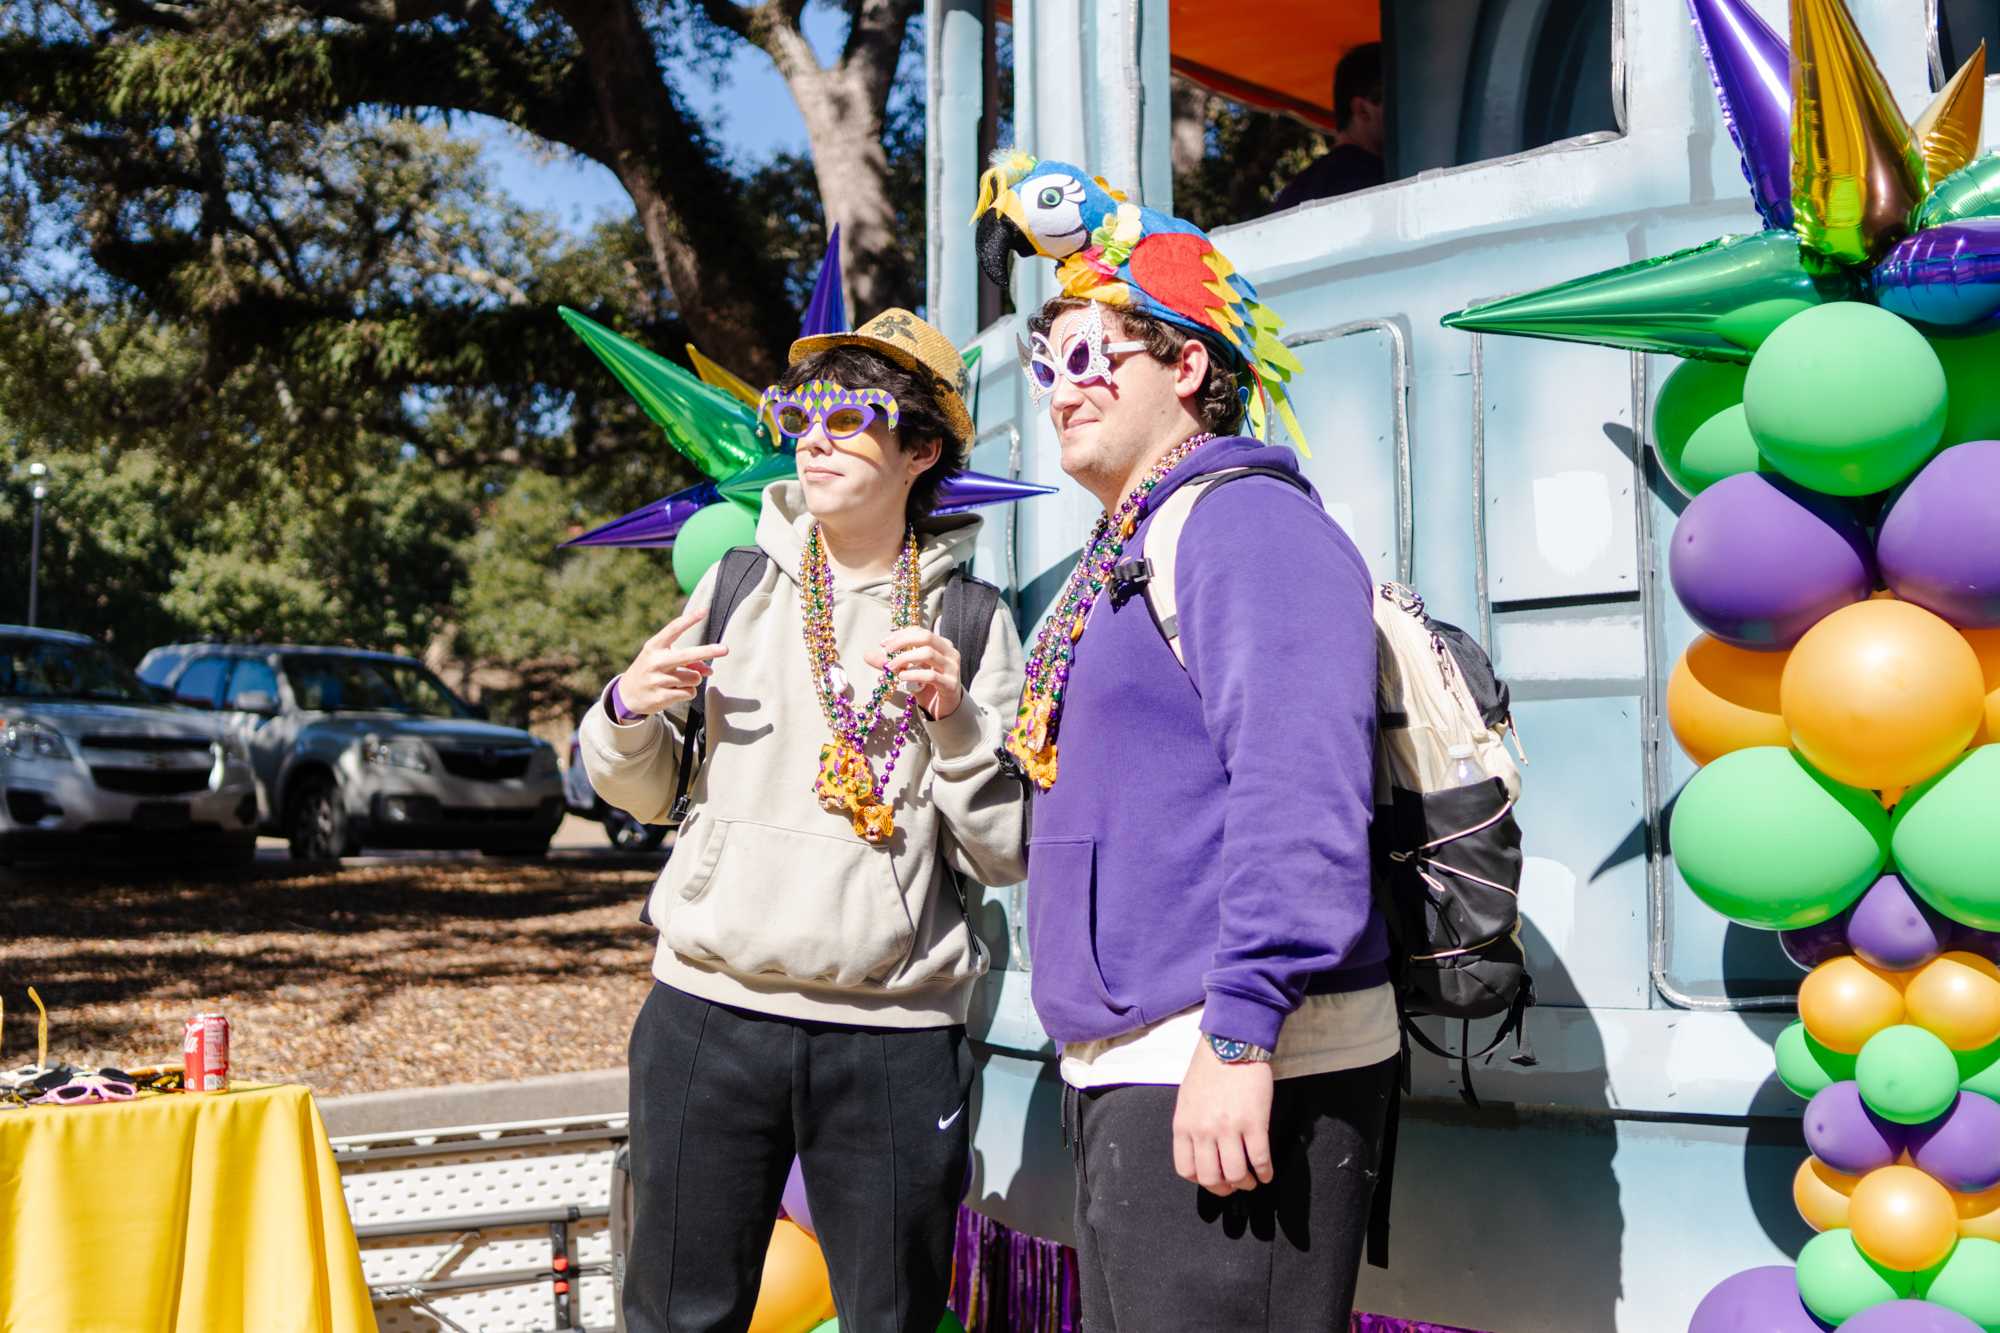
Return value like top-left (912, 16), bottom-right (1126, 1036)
top-left (0, 845), bottom-right (661, 1097)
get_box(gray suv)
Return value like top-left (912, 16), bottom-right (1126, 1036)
top-left (138, 644), bottom-right (564, 861)
top-left (0, 626), bottom-right (259, 865)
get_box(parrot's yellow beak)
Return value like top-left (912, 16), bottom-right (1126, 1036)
top-left (971, 165), bottom-right (1034, 241)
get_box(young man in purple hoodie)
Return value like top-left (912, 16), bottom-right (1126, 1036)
top-left (1001, 271), bottom-right (1398, 1327)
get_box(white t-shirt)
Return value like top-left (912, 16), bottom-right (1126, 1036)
top-left (1059, 983), bottom-right (1400, 1089)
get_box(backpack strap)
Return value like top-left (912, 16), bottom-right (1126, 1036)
top-left (938, 569), bottom-right (1001, 688)
top-left (667, 546), bottom-right (770, 827)
top-left (1135, 465), bottom-right (1313, 665)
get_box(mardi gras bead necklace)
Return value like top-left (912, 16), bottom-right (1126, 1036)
top-left (1005, 432), bottom-right (1216, 790)
top-left (802, 523), bottom-right (923, 843)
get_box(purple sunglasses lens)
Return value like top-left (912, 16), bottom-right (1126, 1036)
top-left (1064, 339), bottom-right (1093, 377)
top-left (1031, 361), bottom-right (1058, 389)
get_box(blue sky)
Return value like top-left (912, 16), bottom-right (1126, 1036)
top-left (471, 6), bottom-right (851, 231)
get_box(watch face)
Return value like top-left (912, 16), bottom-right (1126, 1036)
top-left (1209, 1036), bottom-right (1250, 1062)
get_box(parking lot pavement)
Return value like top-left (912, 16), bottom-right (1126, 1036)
top-left (245, 814), bottom-right (667, 870)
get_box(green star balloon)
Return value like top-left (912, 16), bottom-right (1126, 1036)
top-left (1442, 232), bottom-right (1854, 364)
top-left (558, 306), bottom-right (770, 480)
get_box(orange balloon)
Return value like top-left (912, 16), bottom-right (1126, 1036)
top-left (1667, 636), bottom-right (1791, 765)
top-left (1849, 1164), bottom-right (1962, 1271)
top-left (1796, 1156), bottom-right (1862, 1232)
top-left (1781, 600), bottom-right (1985, 790)
top-left (1957, 1182), bottom-right (2000, 1241)
top-left (1965, 628), bottom-right (2000, 745)
top-left (1905, 951), bottom-right (2000, 1050)
top-left (747, 1219), bottom-right (837, 1333)
top-left (1800, 955), bottom-right (1909, 1053)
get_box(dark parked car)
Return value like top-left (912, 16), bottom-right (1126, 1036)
top-left (138, 644), bottom-right (564, 860)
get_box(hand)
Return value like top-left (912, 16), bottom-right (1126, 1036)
top-left (616, 604), bottom-right (730, 716)
top-left (1172, 1042), bottom-right (1275, 1197)
top-left (866, 628), bottom-right (964, 720)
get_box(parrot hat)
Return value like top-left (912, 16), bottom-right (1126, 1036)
top-left (789, 307), bottom-right (977, 450)
top-left (972, 148), bottom-right (1307, 449)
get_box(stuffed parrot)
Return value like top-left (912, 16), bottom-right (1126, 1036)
top-left (972, 149), bottom-right (1308, 452)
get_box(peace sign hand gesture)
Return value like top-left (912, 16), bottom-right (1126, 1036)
top-left (617, 604), bottom-right (730, 716)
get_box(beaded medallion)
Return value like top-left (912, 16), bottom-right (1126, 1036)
top-left (802, 524), bottom-right (923, 842)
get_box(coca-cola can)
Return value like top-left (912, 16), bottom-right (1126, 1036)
top-left (182, 1011), bottom-right (230, 1092)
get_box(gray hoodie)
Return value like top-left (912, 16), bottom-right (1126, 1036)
top-left (579, 482), bottom-right (1028, 1028)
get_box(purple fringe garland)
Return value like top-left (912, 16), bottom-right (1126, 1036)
top-left (947, 1207), bottom-right (1489, 1333)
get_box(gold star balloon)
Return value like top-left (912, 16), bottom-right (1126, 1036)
top-left (1445, 0), bottom-right (2000, 355)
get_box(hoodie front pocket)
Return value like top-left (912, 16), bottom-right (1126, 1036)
top-left (1025, 836), bottom-right (1135, 1035)
top-left (663, 818), bottom-right (917, 987)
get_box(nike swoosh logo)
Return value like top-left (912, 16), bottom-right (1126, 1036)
top-left (937, 1103), bottom-right (966, 1131)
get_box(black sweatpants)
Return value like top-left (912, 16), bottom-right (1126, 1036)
top-left (624, 982), bottom-right (973, 1333)
top-left (1069, 1057), bottom-right (1398, 1333)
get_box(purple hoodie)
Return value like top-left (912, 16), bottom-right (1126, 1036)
top-left (1026, 436), bottom-right (1388, 1051)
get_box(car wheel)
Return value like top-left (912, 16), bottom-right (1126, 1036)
top-left (605, 810), bottom-right (667, 851)
top-left (288, 776), bottom-right (351, 863)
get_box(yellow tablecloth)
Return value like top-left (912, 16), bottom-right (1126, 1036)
top-left (0, 1082), bottom-right (377, 1333)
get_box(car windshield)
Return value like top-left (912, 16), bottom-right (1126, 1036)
top-left (281, 656), bottom-right (471, 719)
top-left (0, 636), bottom-right (156, 704)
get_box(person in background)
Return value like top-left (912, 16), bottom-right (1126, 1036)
top-left (1270, 41), bottom-right (1385, 212)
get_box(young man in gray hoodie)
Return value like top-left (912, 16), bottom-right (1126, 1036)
top-left (580, 309), bottom-right (1028, 1333)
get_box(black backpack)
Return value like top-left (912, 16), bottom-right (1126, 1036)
top-left (634, 545), bottom-right (1002, 926)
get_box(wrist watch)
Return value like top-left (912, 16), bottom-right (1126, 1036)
top-left (1204, 1033), bottom-right (1274, 1065)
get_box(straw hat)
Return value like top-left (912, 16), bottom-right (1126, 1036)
top-left (789, 308), bottom-right (975, 448)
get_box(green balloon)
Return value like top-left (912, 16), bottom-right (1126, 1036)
top-left (670, 500), bottom-right (760, 593)
top-left (1797, 1228), bottom-right (1916, 1323)
top-left (1672, 748), bottom-right (1889, 929)
top-left (1892, 747), bottom-right (2000, 932)
top-left (1777, 1020), bottom-right (1860, 1099)
top-left (1920, 1237), bottom-right (2000, 1325)
top-left (1676, 404), bottom-right (1768, 495)
top-left (1955, 1038), bottom-right (2000, 1102)
top-left (1914, 153), bottom-right (2000, 230)
top-left (1655, 361), bottom-right (1751, 495)
top-left (1928, 327), bottom-right (2000, 448)
top-left (1857, 1024), bottom-right (1963, 1124)
top-left (1744, 302), bottom-right (1948, 496)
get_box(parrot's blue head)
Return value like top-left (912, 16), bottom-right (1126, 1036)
top-left (972, 151), bottom-right (1124, 288)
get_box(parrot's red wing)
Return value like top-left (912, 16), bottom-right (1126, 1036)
top-left (1126, 232), bottom-right (1226, 333)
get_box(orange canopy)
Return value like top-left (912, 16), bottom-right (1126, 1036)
top-left (995, 1), bottom-right (1380, 133)
top-left (1167, 0), bottom-right (1379, 131)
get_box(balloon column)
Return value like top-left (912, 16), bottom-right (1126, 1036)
top-left (1447, 1), bottom-right (2000, 1328)
top-left (556, 230), bottom-right (1055, 592)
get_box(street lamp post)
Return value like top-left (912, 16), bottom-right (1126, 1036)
top-left (26, 462), bottom-right (47, 628)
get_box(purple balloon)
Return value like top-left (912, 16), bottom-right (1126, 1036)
top-left (800, 224), bottom-right (847, 339)
top-left (1668, 474), bottom-right (1876, 649)
top-left (780, 1157), bottom-right (814, 1237)
top-left (1687, 0), bottom-right (1794, 231)
top-left (561, 481), bottom-right (720, 548)
top-left (1804, 1082), bottom-right (1908, 1174)
top-left (1781, 914), bottom-right (1855, 972)
top-left (1878, 440), bottom-right (2000, 627)
top-left (1874, 222), bottom-right (2000, 329)
top-left (1847, 875), bottom-right (1954, 971)
top-left (1908, 1091), bottom-right (2000, 1191)
top-left (1688, 1265), bottom-right (1832, 1333)
top-left (1838, 1301), bottom-right (1982, 1333)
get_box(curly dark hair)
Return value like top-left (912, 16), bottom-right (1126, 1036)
top-left (1027, 298), bottom-right (1245, 436)
top-left (779, 345), bottom-right (965, 524)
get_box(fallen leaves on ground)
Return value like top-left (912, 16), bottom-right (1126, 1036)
top-left (0, 857), bottom-right (660, 1097)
